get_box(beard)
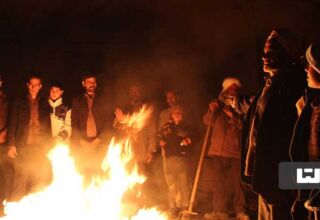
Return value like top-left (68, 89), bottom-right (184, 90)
top-left (87, 86), bottom-right (96, 93)
top-left (263, 62), bottom-right (280, 73)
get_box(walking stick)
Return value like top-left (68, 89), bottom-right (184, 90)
top-left (178, 111), bottom-right (214, 220)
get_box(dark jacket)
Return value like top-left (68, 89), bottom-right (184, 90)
top-left (0, 91), bottom-right (10, 144)
top-left (6, 95), bottom-right (51, 147)
top-left (71, 93), bottom-right (112, 142)
top-left (241, 68), bottom-right (306, 205)
top-left (158, 121), bottom-right (195, 158)
top-left (289, 89), bottom-right (320, 162)
top-left (289, 89), bottom-right (320, 206)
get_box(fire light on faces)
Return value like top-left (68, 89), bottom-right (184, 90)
top-left (2, 105), bottom-right (167, 220)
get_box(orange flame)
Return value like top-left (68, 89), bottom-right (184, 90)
top-left (1, 105), bottom-right (167, 220)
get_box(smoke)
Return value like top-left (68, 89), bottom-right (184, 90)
top-left (0, 0), bottom-right (319, 213)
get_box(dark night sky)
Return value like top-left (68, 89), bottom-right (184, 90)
top-left (0, 0), bottom-right (319, 114)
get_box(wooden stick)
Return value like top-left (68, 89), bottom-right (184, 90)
top-left (187, 111), bottom-right (214, 213)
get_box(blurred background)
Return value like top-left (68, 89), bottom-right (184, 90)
top-left (0, 0), bottom-right (319, 112)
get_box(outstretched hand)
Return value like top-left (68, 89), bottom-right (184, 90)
top-left (114, 108), bottom-right (125, 122)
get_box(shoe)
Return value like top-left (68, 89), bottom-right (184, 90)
top-left (204, 211), bottom-right (228, 220)
top-left (236, 212), bottom-right (250, 220)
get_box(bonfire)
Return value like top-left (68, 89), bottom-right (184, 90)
top-left (2, 105), bottom-right (167, 220)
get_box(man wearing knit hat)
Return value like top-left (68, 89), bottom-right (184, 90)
top-left (239, 29), bottom-right (307, 220)
top-left (290, 43), bottom-right (320, 220)
top-left (203, 77), bottom-right (249, 220)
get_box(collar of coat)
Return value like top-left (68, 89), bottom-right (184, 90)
top-left (48, 97), bottom-right (63, 108)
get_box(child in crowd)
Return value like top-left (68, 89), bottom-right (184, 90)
top-left (48, 81), bottom-right (71, 142)
top-left (158, 105), bottom-right (195, 217)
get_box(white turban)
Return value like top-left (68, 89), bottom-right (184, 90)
top-left (222, 77), bottom-right (242, 92)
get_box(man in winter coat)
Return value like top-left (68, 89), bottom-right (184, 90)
top-left (71, 73), bottom-right (113, 181)
top-left (7, 73), bottom-right (52, 201)
top-left (203, 77), bottom-right (249, 220)
top-left (240, 29), bottom-right (307, 220)
top-left (290, 43), bottom-right (320, 220)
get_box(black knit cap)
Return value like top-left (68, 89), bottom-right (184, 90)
top-left (49, 79), bottom-right (64, 90)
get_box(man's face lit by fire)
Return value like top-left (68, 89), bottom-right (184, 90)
top-left (262, 37), bottom-right (288, 75)
top-left (27, 77), bottom-right (42, 98)
top-left (50, 86), bottom-right (64, 101)
top-left (224, 84), bottom-right (239, 97)
top-left (82, 77), bottom-right (97, 95)
top-left (166, 91), bottom-right (179, 108)
top-left (129, 85), bottom-right (141, 103)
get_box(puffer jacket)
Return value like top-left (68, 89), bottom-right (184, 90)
top-left (48, 97), bottom-right (71, 140)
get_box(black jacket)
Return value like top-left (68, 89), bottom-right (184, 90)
top-left (289, 89), bottom-right (320, 205)
top-left (71, 93), bottom-right (113, 142)
top-left (241, 68), bottom-right (306, 205)
top-left (158, 121), bottom-right (195, 158)
top-left (7, 95), bottom-right (51, 147)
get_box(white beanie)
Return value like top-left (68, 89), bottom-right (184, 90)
top-left (222, 77), bottom-right (242, 92)
top-left (306, 43), bottom-right (320, 74)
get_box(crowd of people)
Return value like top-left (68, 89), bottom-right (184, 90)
top-left (0, 28), bottom-right (319, 220)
